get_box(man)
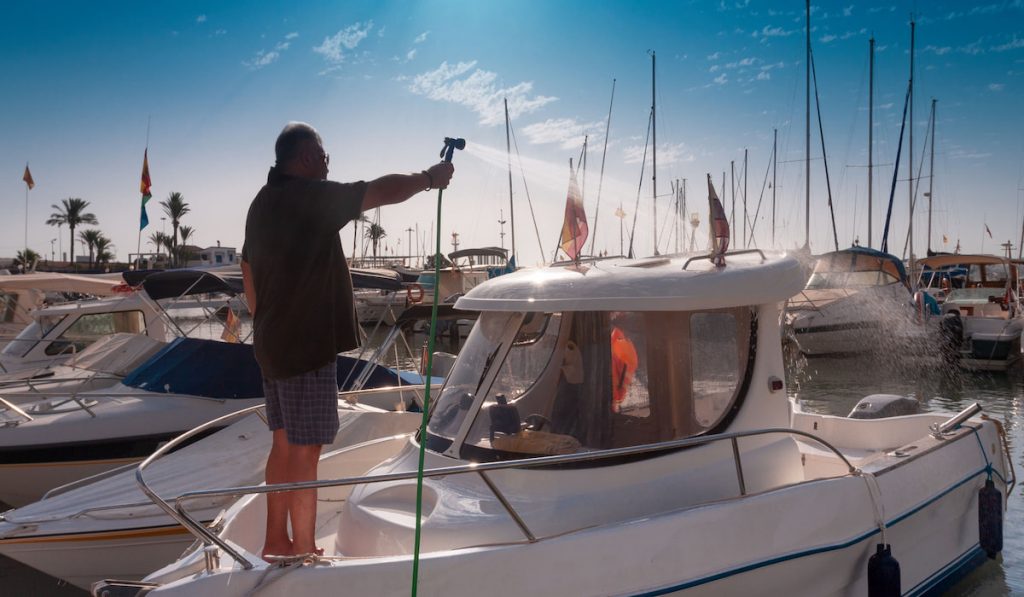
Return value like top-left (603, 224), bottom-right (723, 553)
top-left (241, 122), bottom-right (454, 559)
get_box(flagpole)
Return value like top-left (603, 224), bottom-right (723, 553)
top-left (24, 165), bottom-right (29, 268)
top-left (137, 116), bottom-right (152, 269)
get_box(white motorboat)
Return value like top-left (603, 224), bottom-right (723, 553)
top-left (919, 254), bottom-right (1024, 372)
top-left (105, 249), bottom-right (1012, 597)
top-left (786, 247), bottom-right (924, 356)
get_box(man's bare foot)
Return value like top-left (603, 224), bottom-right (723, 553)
top-left (292, 544), bottom-right (325, 557)
top-left (261, 539), bottom-right (294, 562)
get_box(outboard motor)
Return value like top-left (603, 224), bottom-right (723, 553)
top-left (848, 394), bottom-right (922, 419)
top-left (939, 311), bottom-right (964, 366)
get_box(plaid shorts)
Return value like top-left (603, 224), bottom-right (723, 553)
top-left (263, 361), bottom-right (341, 445)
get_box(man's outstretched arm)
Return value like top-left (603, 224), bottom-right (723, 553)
top-left (361, 162), bottom-right (454, 212)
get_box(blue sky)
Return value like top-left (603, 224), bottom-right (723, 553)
top-left (2, 0), bottom-right (1023, 266)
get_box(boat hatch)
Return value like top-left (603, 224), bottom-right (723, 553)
top-left (426, 307), bottom-right (755, 462)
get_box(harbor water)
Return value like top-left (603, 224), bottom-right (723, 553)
top-left (3, 347), bottom-right (1023, 595)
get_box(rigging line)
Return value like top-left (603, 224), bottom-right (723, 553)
top-left (508, 119), bottom-right (546, 261)
top-left (627, 108), bottom-right (654, 259)
top-left (880, 80), bottom-right (912, 254)
top-left (749, 140), bottom-right (776, 243)
top-left (589, 78), bottom-right (616, 256)
top-left (811, 46), bottom-right (840, 251)
top-left (901, 105), bottom-right (935, 258)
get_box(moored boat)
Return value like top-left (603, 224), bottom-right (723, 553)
top-left (101, 249), bottom-right (1012, 597)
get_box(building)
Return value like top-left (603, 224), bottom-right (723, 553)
top-left (186, 242), bottom-right (238, 267)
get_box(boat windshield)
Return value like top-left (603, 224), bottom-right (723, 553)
top-left (427, 307), bottom-right (754, 462)
top-left (806, 269), bottom-right (899, 289)
top-left (0, 291), bottom-right (18, 323)
top-left (0, 314), bottom-right (65, 357)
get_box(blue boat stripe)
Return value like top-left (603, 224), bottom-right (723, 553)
top-left (628, 466), bottom-right (990, 596)
top-left (904, 544), bottom-right (984, 597)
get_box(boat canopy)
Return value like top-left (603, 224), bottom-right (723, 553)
top-left (917, 254), bottom-right (1009, 269)
top-left (806, 247), bottom-right (907, 289)
top-left (448, 247), bottom-right (508, 262)
top-left (123, 269), bottom-right (243, 300)
top-left (122, 338), bottom-right (264, 399)
top-left (350, 268), bottom-right (404, 291)
top-left (455, 252), bottom-right (804, 313)
top-left (0, 272), bottom-right (124, 296)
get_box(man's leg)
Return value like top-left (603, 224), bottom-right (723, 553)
top-left (286, 443), bottom-right (324, 555)
top-left (262, 429), bottom-right (293, 559)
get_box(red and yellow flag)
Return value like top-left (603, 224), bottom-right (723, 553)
top-left (559, 168), bottom-right (588, 261)
top-left (708, 174), bottom-right (730, 266)
top-left (22, 164), bottom-right (34, 190)
top-left (140, 149), bottom-right (153, 230)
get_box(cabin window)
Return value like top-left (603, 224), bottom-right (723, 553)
top-left (0, 292), bottom-right (18, 323)
top-left (1, 314), bottom-right (66, 357)
top-left (454, 307), bottom-right (755, 462)
top-left (44, 310), bottom-right (146, 356)
top-left (426, 312), bottom-right (518, 443)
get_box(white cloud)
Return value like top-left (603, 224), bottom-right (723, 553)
top-left (406, 49), bottom-right (417, 61)
top-left (214, 29), bottom-right (227, 36)
top-left (245, 50), bottom-right (280, 69)
top-left (843, 5), bottom-right (854, 17)
top-left (709, 64), bottom-right (721, 73)
top-left (707, 51), bottom-right (722, 60)
top-left (414, 31), bottom-right (430, 44)
top-left (314, 21), bottom-right (374, 63)
top-left (992, 36), bottom-right (1024, 52)
top-left (713, 73), bottom-right (728, 85)
top-left (923, 45), bottom-right (952, 55)
top-left (409, 61), bottom-right (557, 126)
top-left (244, 32), bottom-right (298, 70)
top-left (755, 25), bottom-right (798, 39)
top-left (623, 142), bottom-right (694, 165)
top-left (760, 61), bottom-right (785, 71)
top-left (756, 71), bottom-right (771, 80)
top-left (820, 34), bottom-right (838, 43)
top-left (521, 118), bottom-right (606, 149)
top-left (989, 82), bottom-right (1006, 91)
top-left (196, 14), bottom-right (207, 23)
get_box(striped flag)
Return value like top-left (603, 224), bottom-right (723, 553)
top-left (707, 174), bottom-right (729, 265)
top-left (985, 224), bottom-right (992, 239)
top-left (221, 307), bottom-right (242, 343)
top-left (22, 164), bottom-right (34, 189)
top-left (614, 206), bottom-right (626, 219)
top-left (559, 167), bottom-right (588, 261)
top-left (140, 149), bottom-right (153, 231)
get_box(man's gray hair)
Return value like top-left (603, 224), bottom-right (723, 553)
top-left (275, 122), bottom-right (322, 166)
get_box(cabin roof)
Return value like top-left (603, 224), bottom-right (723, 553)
top-left (0, 272), bottom-right (123, 296)
top-left (917, 254), bottom-right (1009, 269)
top-left (455, 251), bottom-right (804, 312)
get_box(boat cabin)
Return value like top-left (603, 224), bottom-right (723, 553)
top-left (804, 247), bottom-right (908, 291)
top-left (918, 254), bottom-right (1019, 317)
top-left (0, 293), bottom-right (167, 371)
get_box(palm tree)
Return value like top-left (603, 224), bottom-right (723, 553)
top-left (48, 198), bottom-right (97, 269)
top-left (148, 231), bottom-right (165, 255)
top-left (177, 225), bottom-right (196, 264)
top-left (94, 235), bottom-right (115, 266)
top-left (160, 192), bottom-right (190, 266)
top-left (12, 249), bottom-right (41, 272)
top-left (352, 214), bottom-right (370, 260)
top-left (78, 229), bottom-right (102, 269)
top-left (365, 223), bottom-right (387, 262)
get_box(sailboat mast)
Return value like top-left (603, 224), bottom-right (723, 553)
top-left (805, 0), bottom-right (811, 248)
top-left (928, 98), bottom-right (936, 254)
top-left (731, 161), bottom-right (736, 247)
top-left (908, 18), bottom-right (915, 266)
top-left (682, 178), bottom-right (688, 253)
top-left (772, 128), bottom-right (778, 248)
top-left (504, 98), bottom-right (517, 258)
top-left (651, 50), bottom-right (658, 255)
top-left (868, 35), bottom-right (875, 248)
top-left (743, 148), bottom-right (748, 248)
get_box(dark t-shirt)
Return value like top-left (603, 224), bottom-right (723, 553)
top-left (242, 167), bottom-right (367, 380)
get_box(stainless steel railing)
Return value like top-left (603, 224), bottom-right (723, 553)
top-left (136, 402), bottom-right (860, 571)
